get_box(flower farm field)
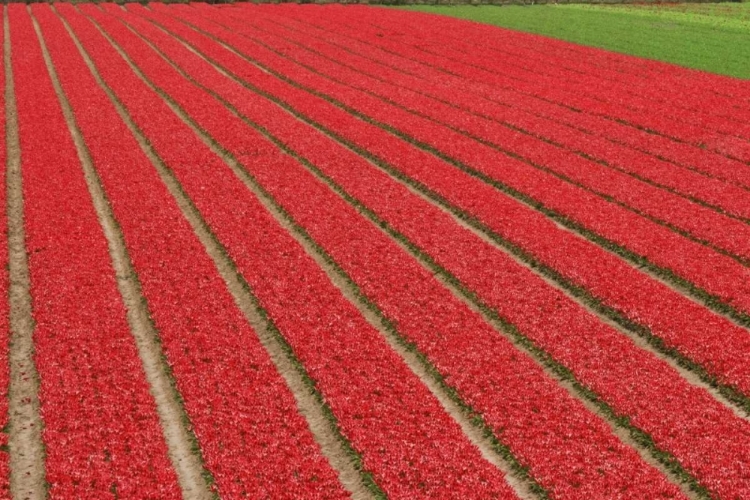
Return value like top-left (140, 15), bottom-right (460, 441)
top-left (1, 2), bottom-right (750, 499)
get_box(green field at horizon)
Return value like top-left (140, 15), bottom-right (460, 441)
top-left (398, 3), bottom-right (750, 79)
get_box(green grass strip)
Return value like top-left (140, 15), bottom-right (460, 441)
top-left (396, 4), bottom-right (750, 80)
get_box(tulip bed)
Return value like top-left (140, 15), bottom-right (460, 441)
top-left (4, 2), bottom-right (750, 499)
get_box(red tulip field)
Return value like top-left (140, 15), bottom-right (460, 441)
top-left (2, 2), bottom-right (750, 499)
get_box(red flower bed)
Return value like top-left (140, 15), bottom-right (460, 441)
top-left (273, 7), bottom-right (750, 189)
top-left (113, 4), bottom-right (750, 498)
top-left (309, 5), bottom-right (750, 158)
top-left (246, 13), bottom-right (750, 221)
